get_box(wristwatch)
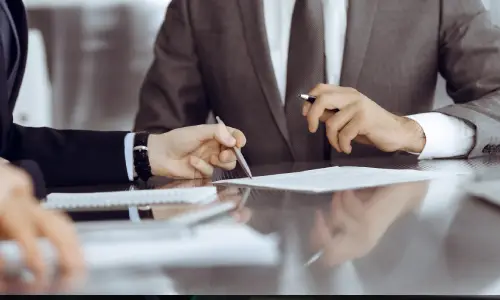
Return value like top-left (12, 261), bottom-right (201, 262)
top-left (133, 132), bottom-right (153, 182)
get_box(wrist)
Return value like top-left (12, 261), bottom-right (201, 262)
top-left (133, 132), bottom-right (153, 181)
top-left (398, 117), bottom-right (426, 153)
top-left (146, 134), bottom-right (167, 177)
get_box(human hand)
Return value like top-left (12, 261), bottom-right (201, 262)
top-left (147, 124), bottom-right (246, 179)
top-left (302, 84), bottom-right (426, 154)
top-left (0, 164), bottom-right (84, 279)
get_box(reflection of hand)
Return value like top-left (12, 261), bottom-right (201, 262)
top-left (310, 182), bottom-right (428, 267)
top-left (0, 164), bottom-right (84, 280)
top-left (151, 186), bottom-right (252, 224)
top-left (218, 187), bottom-right (253, 224)
top-left (147, 124), bottom-right (246, 179)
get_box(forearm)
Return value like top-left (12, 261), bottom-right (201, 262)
top-left (7, 125), bottom-right (130, 187)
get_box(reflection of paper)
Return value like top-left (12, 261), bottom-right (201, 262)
top-left (0, 223), bottom-right (279, 274)
top-left (464, 181), bottom-right (500, 206)
top-left (215, 166), bottom-right (469, 193)
top-left (43, 187), bottom-right (217, 210)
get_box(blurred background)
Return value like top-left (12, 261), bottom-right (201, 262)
top-left (15, 0), bottom-right (500, 131)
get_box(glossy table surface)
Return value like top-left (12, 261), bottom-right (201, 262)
top-left (8, 156), bottom-right (500, 294)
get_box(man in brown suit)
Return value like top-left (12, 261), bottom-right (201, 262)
top-left (135, 0), bottom-right (500, 166)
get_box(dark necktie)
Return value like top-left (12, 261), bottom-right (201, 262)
top-left (284, 0), bottom-right (328, 162)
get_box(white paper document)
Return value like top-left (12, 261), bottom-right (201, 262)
top-left (43, 187), bottom-right (217, 210)
top-left (214, 166), bottom-right (470, 193)
top-left (464, 181), bottom-right (500, 207)
top-left (0, 223), bottom-right (279, 273)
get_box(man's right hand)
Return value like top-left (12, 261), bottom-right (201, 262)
top-left (0, 164), bottom-right (84, 279)
top-left (147, 124), bottom-right (247, 179)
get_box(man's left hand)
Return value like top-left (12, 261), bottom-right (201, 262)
top-left (303, 84), bottom-right (426, 154)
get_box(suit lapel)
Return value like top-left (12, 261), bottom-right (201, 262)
top-left (339, 0), bottom-right (378, 89)
top-left (8, 0), bottom-right (27, 110)
top-left (0, 15), bottom-right (12, 156)
top-left (237, 0), bottom-right (294, 153)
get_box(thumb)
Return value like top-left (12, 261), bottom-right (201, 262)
top-left (192, 124), bottom-right (237, 147)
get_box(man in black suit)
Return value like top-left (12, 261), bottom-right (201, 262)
top-left (0, 0), bottom-right (246, 193)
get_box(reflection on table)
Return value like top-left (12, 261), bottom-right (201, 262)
top-left (5, 156), bottom-right (500, 294)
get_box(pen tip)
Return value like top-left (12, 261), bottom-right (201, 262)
top-left (299, 94), bottom-right (309, 100)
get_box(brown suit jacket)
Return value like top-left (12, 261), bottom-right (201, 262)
top-left (135, 0), bottom-right (500, 166)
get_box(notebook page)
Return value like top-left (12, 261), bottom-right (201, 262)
top-left (214, 166), bottom-right (470, 193)
top-left (43, 187), bottom-right (217, 209)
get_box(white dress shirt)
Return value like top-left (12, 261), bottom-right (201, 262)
top-left (125, 132), bottom-right (135, 181)
top-left (262, 0), bottom-right (476, 160)
top-left (124, 0), bottom-right (478, 182)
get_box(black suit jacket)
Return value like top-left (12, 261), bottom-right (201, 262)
top-left (0, 1), bottom-right (129, 188)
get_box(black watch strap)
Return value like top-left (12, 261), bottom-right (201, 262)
top-left (133, 132), bottom-right (153, 182)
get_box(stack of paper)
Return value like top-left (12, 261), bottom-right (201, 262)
top-left (214, 166), bottom-right (470, 193)
top-left (43, 187), bottom-right (218, 210)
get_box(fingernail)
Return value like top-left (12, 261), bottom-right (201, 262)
top-left (221, 130), bottom-right (236, 145)
top-left (226, 136), bottom-right (236, 145)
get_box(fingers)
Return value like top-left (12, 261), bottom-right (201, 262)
top-left (338, 118), bottom-right (361, 154)
top-left (228, 128), bottom-right (247, 148)
top-left (302, 102), bottom-right (335, 122)
top-left (35, 210), bottom-right (84, 275)
top-left (191, 124), bottom-right (247, 149)
top-left (219, 148), bottom-right (237, 163)
top-left (189, 156), bottom-right (215, 178)
top-left (4, 212), bottom-right (45, 279)
top-left (309, 83), bottom-right (337, 97)
top-left (306, 92), bottom-right (358, 133)
top-left (325, 105), bottom-right (357, 152)
top-left (210, 154), bottom-right (237, 171)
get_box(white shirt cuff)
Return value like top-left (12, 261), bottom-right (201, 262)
top-left (405, 112), bottom-right (475, 160)
top-left (124, 133), bottom-right (135, 181)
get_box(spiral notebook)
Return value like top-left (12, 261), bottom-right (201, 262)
top-left (43, 187), bottom-right (218, 210)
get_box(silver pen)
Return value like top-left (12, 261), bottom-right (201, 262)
top-left (215, 116), bottom-right (253, 179)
